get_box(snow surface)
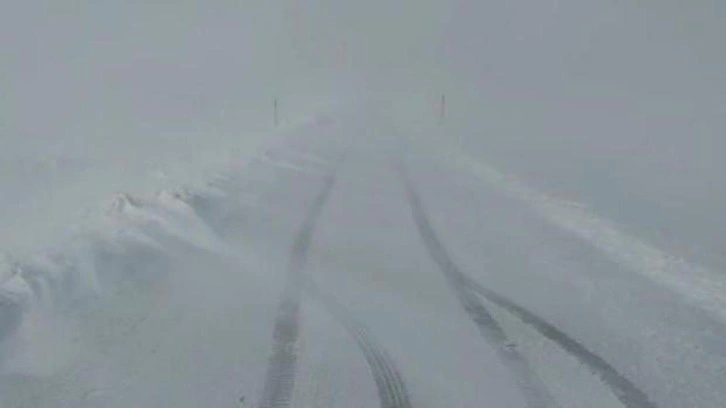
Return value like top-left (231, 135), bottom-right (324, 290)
top-left (2, 1), bottom-right (725, 407)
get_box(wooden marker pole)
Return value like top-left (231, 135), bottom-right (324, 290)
top-left (273, 98), bottom-right (279, 127)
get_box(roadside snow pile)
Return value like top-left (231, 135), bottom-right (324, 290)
top-left (0, 181), bottom-right (237, 366)
top-left (100, 189), bottom-right (231, 255)
top-left (442, 144), bottom-right (726, 323)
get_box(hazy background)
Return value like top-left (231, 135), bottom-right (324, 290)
top-left (1, 0), bottom-right (725, 267)
top-left (444, 0), bottom-right (726, 270)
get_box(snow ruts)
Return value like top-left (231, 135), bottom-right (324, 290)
top-left (258, 171), bottom-right (338, 408)
top-left (462, 275), bottom-right (659, 408)
top-left (400, 161), bottom-right (557, 408)
top-left (400, 159), bottom-right (659, 408)
top-left (258, 164), bottom-right (412, 408)
top-left (306, 281), bottom-right (413, 408)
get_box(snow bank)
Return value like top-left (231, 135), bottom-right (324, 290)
top-left (0, 176), bottom-right (244, 373)
top-left (431, 142), bottom-right (726, 324)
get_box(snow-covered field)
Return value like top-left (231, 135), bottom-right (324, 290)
top-left (2, 1), bottom-right (725, 407)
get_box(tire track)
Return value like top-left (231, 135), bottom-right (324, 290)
top-left (258, 172), bottom-right (338, 408)
top-left (461, 275), bottom-right (659, 408)
top-left (399, 162), bottom-right (557, 408)
top-left (306, 282), bottom-right (413, 408)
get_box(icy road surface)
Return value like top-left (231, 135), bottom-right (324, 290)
top-left (3, 111), bottom-right (726, 408)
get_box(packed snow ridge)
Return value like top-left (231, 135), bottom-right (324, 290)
top-left (0, 174), bottom-right (242, 363)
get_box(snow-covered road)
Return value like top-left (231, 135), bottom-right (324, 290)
top-left (3, 110), bottom-right (726, 408)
